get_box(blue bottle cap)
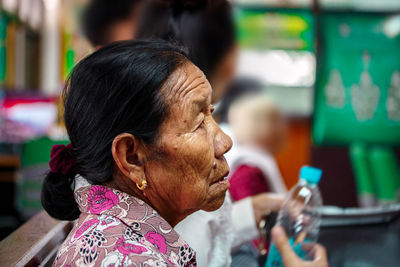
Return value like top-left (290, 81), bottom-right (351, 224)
top-left (300, 166), bottom-right (322, 184)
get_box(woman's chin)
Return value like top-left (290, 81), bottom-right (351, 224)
top-left (201, 180), bottom-right (230, 212)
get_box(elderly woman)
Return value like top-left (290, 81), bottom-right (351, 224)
top-left (137, 2), bottom-right (280, 266)
top-left (41, 40), bottom-right (232, 266)
top-left (137, 1), bottom-right (328, 267)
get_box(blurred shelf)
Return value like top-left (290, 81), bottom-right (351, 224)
top-left (233, 0), bottom-right (400, 13)
top-left (0, 154), bottom-right (20, 168)
top-left (233, 0), bottom-right (313, 9)
top-left (0, 154), bottom-right (20, 183)
top-left (0, 0), bottom-right (42, 32)
top-left (0, 88), bottom-right (42, 93)
top-left (0, 9), bottom-right (40, 33)
top-left (319, 0), bottom-right (400, 13)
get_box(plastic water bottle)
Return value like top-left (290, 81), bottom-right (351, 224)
top-left (266, 166), bottom-right (323, 267)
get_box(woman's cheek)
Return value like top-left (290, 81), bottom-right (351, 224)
top-left (154, 129), bottom-right (215, 209)
top-left (173, 135), bottom-right (215, 209)
top-left (177, 179), bottom-right (209, 210)
top-left (177, 132), bottom-right (214, 171)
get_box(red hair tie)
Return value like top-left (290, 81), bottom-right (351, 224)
top-left (49, 143), bottom-right (77, 175)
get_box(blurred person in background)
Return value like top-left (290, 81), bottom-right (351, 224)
top-left (228, 93), bottom-right (288, 199)
top-left (137, 0), bottom-right (237, 104)
top-left (82, 0), bottom-right (145, 48)
top-left (214, 78), bottom-right (264, 124)
top-left (227, 93), bottom-right (288, 266)
top-left (214, 77), bottom-right (264, 142)
top-left (138, 1), bottom-right (328, 267)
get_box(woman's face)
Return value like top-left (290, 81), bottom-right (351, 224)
top-left (144, 63), bottom-right (232, 220)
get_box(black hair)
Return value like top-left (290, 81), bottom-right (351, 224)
top-left (82, 0), bottom-right (143, 46)
top-left (215, 78), bottom-right (264, 123)
top-left (138, 0), bottom-right (235, 79)
top-left (41, 40), bottom-right (188, 220)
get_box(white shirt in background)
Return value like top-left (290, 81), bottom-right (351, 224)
top-left (225, 144), bottom-right (287, 194)
top-left (175, 193), bottom-right (259, 267)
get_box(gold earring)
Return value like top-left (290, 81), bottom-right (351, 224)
top-left (136, 179), bottom-right (147, 190)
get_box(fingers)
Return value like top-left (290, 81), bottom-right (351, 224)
top-left (265, 193), bottom-right (285, 205)
top-left (312, 244), bottom-right (328, 264)
top-left (271, 225), bottom-right (299, 265)
top-left (257, 193), bottom-right (285, 212)
top-left (272, 227), bottom-right (329, 267)
top-left (301, 242), bottom-right (315, 252)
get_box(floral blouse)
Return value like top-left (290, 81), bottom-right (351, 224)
top-left (53, 185), bottom-right (196, 267)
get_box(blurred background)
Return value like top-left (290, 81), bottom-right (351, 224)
top-left (0, 0), bottom-right (399, 240)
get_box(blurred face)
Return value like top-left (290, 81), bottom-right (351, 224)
top-left (107, 2), bottom-right (145, 44)
top-left (144, 63), bottom-right (232, 220)
top-left (258, 107), bottom-right (288, 155)
top-left (210, 46), bottom-right (238, 103)
top-left (230, 96), bottom-right (288, 155)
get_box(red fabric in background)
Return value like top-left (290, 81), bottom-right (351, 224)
top-left (229, 164), bottom-right (271, 252)
top-left (229, 164), bottom-right (270, 201)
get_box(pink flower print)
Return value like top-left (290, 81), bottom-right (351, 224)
top-left (145, 231), bottom-right (167, 254)
top-left (115, 237), bottom-right (148, 255)
top-left (73, 219), bottom-right (98, 239)
top-left (97, 215), bottom-right (120, 231)
top-left (87, 186), bottom-right (119, 214)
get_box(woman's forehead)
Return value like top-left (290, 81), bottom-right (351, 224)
top-left (163, 63), bottom-right (212, 105)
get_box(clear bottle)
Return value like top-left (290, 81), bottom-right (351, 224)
top-left (266, 166), bottom-right (323, 267)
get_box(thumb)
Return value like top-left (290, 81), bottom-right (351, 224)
top-left (271, 225), bottom-right (299, 265)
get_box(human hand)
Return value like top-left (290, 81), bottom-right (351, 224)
top-left (271, 226), bottom-right (329, 267)
top-left (251, 193), bottom-right (284, 225)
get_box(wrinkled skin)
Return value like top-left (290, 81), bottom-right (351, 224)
top-left (146, 63), bottom-right (233, 221)
top-left (111, 62), bottom-right (232, 226)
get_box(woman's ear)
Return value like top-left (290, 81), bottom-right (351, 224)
top-left (111, 133), bottom-right (146, 185)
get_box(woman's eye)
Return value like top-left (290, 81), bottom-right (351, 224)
top-left (197, 120), bottom-right (205, 130)
top-left (210, 105), bottom-right (215, 114)
top-left (194, 117), bottom-right (206, 131)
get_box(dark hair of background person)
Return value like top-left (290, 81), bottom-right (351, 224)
top-left (215, 77), bottom-right (264, 123)
top-left (82, 0), bottom-right (143, 46)
top-left (137, 0), bottom-right (235, 79)
top-left (41, 40), bottom-right (188, 221)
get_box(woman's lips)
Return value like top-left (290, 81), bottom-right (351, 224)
top-left (210, 169), bottom-right (230, 185)
top-left (209, 178), bottom-right (230, 190)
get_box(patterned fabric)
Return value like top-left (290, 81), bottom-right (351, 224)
top-left (53, 185), bottom-right (196, 267)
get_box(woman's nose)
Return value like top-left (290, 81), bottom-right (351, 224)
top-left (214, 126), bottom-right (233, 158)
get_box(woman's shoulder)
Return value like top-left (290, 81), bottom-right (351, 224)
top-left (53, 213), bottom-right (195, 267)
